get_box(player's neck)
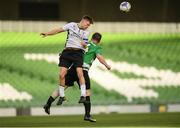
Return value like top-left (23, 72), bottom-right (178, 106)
top-left (78, 23), bottom-right (83, 29)
top-left (91, 41), bottom-right (98, 45)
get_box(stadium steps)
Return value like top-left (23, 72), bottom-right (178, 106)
top-left (0, 69), bottom-right (127, 107)
top-left (1, 33), bottom-right (180, 107)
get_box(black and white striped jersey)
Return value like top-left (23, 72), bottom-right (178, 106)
top-left (62, 22), bottom-right (90, 51)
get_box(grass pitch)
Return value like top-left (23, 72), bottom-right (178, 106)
top-left (0, 112), bottom-right (180, 127)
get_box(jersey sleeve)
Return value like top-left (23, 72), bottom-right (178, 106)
top-left (95, 47), bottom-right (102, 55)
top-left (62, 22), bottom-right (74, 31)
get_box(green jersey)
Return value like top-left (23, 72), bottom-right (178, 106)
top-left (83, 41), bottom-right (102, 71)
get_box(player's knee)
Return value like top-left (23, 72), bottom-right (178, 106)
top-left (77, 71), bottom-right (84, 79)
top-left (59, 67), bottom-right (68, 79)
top-left (59, 72), bottom-right (66, 79)
top-left (76, 68), bottom-right (84, 78)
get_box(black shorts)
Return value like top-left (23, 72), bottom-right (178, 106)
top-left (58, 49), bottom-right (84, 68)
top-left (65, 66), bottom-right (90, 90)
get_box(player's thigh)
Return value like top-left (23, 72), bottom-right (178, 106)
top-left (59, 50), bottom-right (72, 68)
top-left (73, 50), bottom-right (83, 68)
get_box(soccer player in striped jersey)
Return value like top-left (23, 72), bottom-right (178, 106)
top-left (41, 15), bottom-right (93, 104)
top-left (44, 32), bottom-right (111, 122)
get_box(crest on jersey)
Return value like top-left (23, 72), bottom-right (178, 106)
top-left (72, 25), bottom-right (76, 31)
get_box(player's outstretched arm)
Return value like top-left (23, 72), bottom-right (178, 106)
top-left (40, 28), bottom-right (65, 37)
top-left (96, 54), bottom-right (111, 70)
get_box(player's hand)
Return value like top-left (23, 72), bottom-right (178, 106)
top-left (81, 41), bottom-right (87, 48)
top-left (40, 33), bottom-right (47, 38)
top-left (106, 65), bottom-right (111, 70)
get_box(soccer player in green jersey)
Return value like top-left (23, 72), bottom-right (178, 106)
top-left (43, 32), bottom-right (111, 122)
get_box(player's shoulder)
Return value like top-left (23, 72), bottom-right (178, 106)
top-left (90, 42), bottom-right (101, 49)
top-left (97, 45), bottom-right (102, 50)
top-left (85, 30), bottom-right (90, 35)
top-left (65, 22), bottom-right (77, 27)
top-left (94, 44), bottom-right (102, 51)
top-left (66, 22), bottom-right (76, 25)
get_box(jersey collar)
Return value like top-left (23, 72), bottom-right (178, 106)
top-left (90, 41), bottom-right (97, 46)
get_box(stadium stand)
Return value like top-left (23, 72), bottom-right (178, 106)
top-left (0, 32), bottom-right (180, 108)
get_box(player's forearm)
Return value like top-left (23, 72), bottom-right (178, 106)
top-left (97, 55), bottom-right (111, 70)
top-left (41, 28), bottom-right (64, 37)
top-left (45, 28), bottom-right (62, 35)
top-left (99, 59), bottom-right (109, 68)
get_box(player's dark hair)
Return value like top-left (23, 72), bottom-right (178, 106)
top-left (92, 32), bottom-right (102, 42)
top-left (82, 15), bottom-right (93, 24)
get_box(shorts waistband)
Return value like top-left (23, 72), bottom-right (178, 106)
top-left (65, 47), bottom-right (82, 50)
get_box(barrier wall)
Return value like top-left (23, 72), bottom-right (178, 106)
top-left (0, 21), bottom-right (180, 33)
top-left (1, 104), bottom-right (180, 117)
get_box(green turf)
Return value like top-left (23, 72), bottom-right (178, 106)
top-left (0, 113), bottom-right (180, 127)
top-left (0, 32), bottom-right (180, 106)
top-left (0, 32), bottom-right (179, 47)
top-left (111, 69), bottom-right (147, 79)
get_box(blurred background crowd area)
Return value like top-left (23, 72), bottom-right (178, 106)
top-left (0, 0), bottom-right (180, 22)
